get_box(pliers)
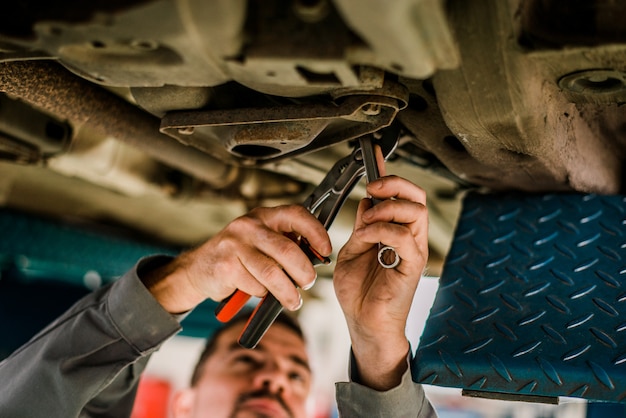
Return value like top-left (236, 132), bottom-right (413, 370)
top-left (215, 124), bottom-right (400, 348)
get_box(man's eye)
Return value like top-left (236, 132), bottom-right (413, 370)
top-left (233, 354), bottom-right (260, 366)
top-left (288, 371), bottom-right (305, 382)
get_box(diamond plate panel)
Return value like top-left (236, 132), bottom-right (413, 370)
top-left (413, 192), bottom-right (626, 402)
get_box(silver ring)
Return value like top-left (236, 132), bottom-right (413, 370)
top-left (378, 245), bottom-right (400, 269)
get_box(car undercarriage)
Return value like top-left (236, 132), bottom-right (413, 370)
top-left (2, 0), bottom-right (623, 256)
top-left (0, 0), bottom-right (625, 408)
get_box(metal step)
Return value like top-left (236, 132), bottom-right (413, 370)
top-left (413, 192), bottom-right (626, 403)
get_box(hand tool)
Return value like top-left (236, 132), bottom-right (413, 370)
top-left (358, 136), bottom-right (401, 269)
top-left (215, 125), bottom-right (400, 348)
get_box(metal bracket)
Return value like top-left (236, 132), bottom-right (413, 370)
top-left (159, 80), bottom-right (408, 165)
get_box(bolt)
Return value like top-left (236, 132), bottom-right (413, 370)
top-left (588, 74), bottom-right (608, 83)
top-left (131, 39), bottom-right (159, 51)
top-left (361, 104), bottom-right (381, 116)
top-left (177, 126), bottom-right (195, 135)
top-left (293, 0), bottom-right (329, 23)
top-left (559, 70), bottom-right (625, 95)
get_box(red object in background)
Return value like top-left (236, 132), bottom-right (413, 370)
top-left (131, 376), bottom-right (171, 418)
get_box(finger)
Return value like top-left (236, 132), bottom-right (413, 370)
top-left (255, 228), bottom-right (318, 290)
top-left (355, 222), bottom-right (429, 272)
top-left (339, 198), bottom-right (379, 259)
top-left (362, 200), bottom-right (428, 237)
top-left (220, 212), bottom-right (315, 289)
top-left (239, 246), bottom-right (303, 311)
top-left (251, 205), bottom-right (332, 256)
top-left (209, 247), bottom-right (268, 300)
top-left (229, 265), bottom-right (269, 299)
top-left (355, 222), bottom-right (414, 247)
top-left (366, 175), bottom-right (427, 205)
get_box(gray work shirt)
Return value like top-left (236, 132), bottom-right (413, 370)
top-left (0, 256), bottom-right (436, 417)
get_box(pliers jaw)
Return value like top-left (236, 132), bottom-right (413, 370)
top-left (304, 124), bottom-right (400, 229)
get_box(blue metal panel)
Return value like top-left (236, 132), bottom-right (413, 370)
top-left (0, 208), bottom-right (178, 285)
top-left (0, 208), bottom-right (222, 346)
top-left (413, 192), bottom-right (626, 403)
top-left (586, 403), bottom-right (626, 418)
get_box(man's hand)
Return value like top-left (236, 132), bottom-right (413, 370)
top-left (334, 175), bottom-right (428, 391)
top-left (143, 205), bottom-right (332, 315)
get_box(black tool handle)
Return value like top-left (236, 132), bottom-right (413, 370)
top-left (359, 136), bottom-right (383, 205)
top-left (359, 136), bottom-right (400, 269)
top-left (238, 292), bottom-right (284, 349)
top-left (236, 235), bottom-right (330, 348)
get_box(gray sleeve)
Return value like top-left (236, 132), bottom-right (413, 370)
top-left (335, 350), bottom-right (438, 418)
top-left (0, 256), bottom-right (182, 418)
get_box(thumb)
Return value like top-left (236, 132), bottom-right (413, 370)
top-left (340, 198), bottom-right (377, 258)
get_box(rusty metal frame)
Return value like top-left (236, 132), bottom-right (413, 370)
top-left (160, 81), bottom-right (408, 164)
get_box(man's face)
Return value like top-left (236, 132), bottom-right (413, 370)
top-left (174, 322), bottom-right (312, 418)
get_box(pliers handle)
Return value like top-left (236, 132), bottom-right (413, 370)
top-left (215, 125), bottom-right (400, 348)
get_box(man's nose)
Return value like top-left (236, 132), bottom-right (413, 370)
top-left (252, 362), bottom-right (291, 395)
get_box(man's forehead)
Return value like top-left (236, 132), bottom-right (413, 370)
top-left (216, 322), bottom-right (309, 363)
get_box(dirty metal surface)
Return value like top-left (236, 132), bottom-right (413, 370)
top-left (413, 192), bottom-right (626, 402)
top-left (160, 80), bottom-right (408, 163)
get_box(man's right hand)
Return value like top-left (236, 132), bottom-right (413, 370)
top-left (142, 205), bottom-right (332, 315)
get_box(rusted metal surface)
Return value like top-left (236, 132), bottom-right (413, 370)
top-left (160, 80), bottom-right (409, 163)
top-left (412, 0), bottom-right (626, 194)
top-left (0, 61), bottom-right (239, 189)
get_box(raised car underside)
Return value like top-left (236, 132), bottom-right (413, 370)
top-left (0, 0), bottom-right (624, 270)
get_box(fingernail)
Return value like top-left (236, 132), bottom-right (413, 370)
top-left (302, 277), bottom-right (317, 290)
top-left (294, 295), bottom-right (303, 310)
top-left (369, 178), bottom-right (383, 188)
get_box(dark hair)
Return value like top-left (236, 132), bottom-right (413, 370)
top-left (190, 308), bottom-right (305, 386)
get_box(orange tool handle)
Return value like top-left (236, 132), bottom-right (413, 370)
top-left (215, 290), bottom-right (251, 322)
top-left (238, 291), bottom-right (284, 348)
